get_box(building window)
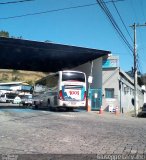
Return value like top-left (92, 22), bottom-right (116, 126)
top-left (105, 88), bottom-right (114, 98)
top-left (130, 88), bottom-right (132, 95)
top-left (122, 83), bottom-right (124, 91)
top-left (124, 86), bottom-right (129, 94)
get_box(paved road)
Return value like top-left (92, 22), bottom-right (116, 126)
top-left (0, 103), bottom-right (146, 158)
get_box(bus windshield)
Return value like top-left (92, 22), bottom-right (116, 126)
top-left (62, 72), bottom-right (85, 82)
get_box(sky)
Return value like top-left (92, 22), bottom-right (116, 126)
top-left (0, 0), bottom-right (146, 73)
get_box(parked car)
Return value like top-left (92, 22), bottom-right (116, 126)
top-left (141, 103), bottom-right (146, 115)
top-left (13, 96), bottom-right (21, 104)
top-left (21, 94), bottom-right (32, 106)
top-left (6, 93), bottom-right (18, 103)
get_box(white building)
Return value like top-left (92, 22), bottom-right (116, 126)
top-left (102, 55), bottom-right (144, 114)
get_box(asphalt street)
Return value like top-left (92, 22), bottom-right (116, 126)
top-left (0, 103), bottom-right (146, 159)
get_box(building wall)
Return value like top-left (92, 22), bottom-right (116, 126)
top-left (142, 85), bottom-right (146, 103)
top-left (73, 56), bottom-right (144, 113)
top-left (119, 72), bottom-right (144, 113)
top-left (102, 68), bottom-right (119, 111)
top-left (138, 89), bottom-right (144, 110)
top-left (119, 76), bottom-right (134, 113)
top-left (73, 58), bottom-right (102, 89)
top-left (102, 67), bottom-right (144, 113)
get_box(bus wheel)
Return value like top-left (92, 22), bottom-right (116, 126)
top-left (47, 99), bottom-right (52, 111)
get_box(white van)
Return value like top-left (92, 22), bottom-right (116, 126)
top-left (0, 94), bottom-right (7, 103)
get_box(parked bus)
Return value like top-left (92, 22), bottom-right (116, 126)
top-left (33, 70), bottom-right (87, 110)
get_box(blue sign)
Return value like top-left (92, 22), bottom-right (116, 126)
top-left (102, 59), bottom-right (118, 68)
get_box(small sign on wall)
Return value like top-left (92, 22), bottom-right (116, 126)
top-left (88, 76), bottom-right (93, 84)
top-left (106, 99), bottom-right (116, 112)
top-left (102, 58), bottom-right (119, 68)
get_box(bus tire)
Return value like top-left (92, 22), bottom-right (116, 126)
top-left (47, 99), bottom-right (52, 111)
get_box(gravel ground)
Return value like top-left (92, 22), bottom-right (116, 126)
top-left (0, 103), bottom-right (146, 159)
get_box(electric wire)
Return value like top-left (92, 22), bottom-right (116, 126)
top-left (0, 3), bottom-right (98, 20)
top-left (96, 0), bottom-right (133, 54)
top-left (139, 0), bottom-right (145, 73)
top-left (112, 0), bottom-right (140, 72)
top-left (111, 0), bottom-right (133, 42)
top-left (0, 0), bottom-right (144, 74)
top-left (130, 0), bottom-right (144, 73)
top-left (0, 0), bottom-right (126, 5)
top-left (0, 0), bottom-right (126, 20)
top-left (0, 0), bottom-right (34, 5)
top-left (97, 0), bottom-right (133, 53)
top-left (137, 56), bottom-right (143, 74)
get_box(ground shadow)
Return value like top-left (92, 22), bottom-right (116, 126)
top-left (0, 103), bottom-right (26, 109)
top-left (0, 103), bottom-right (86, 113)
top-left (33, 107), bottom-right (86, 113)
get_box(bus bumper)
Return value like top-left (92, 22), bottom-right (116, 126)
top-left (58, 100), bottom-right (86, 107)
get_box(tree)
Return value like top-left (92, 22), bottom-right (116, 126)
top-left (11, 36), bottom-right (23, 39)
top-left (0, 30), bottom-right (23, 39)
top-left (0, 30), bottom-right (9, 38)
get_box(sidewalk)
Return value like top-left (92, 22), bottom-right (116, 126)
top-left (89, 110), bottom-right (140, 120)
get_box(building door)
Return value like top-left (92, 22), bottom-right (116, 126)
top-left (89, 89), bottom-right (102, 111)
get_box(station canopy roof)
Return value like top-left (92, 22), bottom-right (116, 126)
top-left (0, 37), bottom-right (110, 72)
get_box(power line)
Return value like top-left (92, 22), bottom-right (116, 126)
top-left (0, 3), bottom-right (96, 20)
top-left (106, 0), bottom-right (126, 3)
top-left (137, 54), bottom-right (143, 74)
top-left (0, 0), bottom-right (126, 20)
top-left (97, 0), bottom-right (133, 53)
top-left (0, 0), bottom-right (125, 5)
top-left (130, 23), bottom-right (146, 74)
top-left (0, 0), bottom-right (34, 5)
top-left (137, 48), bottom-right (146, 69)
top-left (96, 0), bottom-right (133, 54)
top-left (111, 0), bottom-right (133, 42)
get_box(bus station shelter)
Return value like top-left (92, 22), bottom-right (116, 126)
top-left (0, 37), bottom-right (110, 111)
top-left (0, 37), bottom-right (110, 72)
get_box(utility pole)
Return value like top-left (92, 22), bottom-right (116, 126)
top-left (130, 23), bottom-right (146, 117)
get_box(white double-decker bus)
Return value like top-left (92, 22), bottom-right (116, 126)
top-left (33, 70), bottom-right (87, 110)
